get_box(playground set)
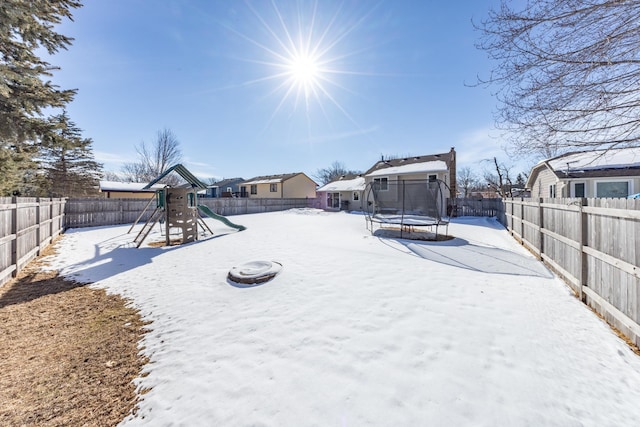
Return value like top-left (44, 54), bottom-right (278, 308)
top-left (130, 164), bottom-right (245, 247)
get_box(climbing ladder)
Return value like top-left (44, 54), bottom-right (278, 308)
top-left (133, 207), bottom-right (164, 248)
top-left (197, 216), bottom-right (214, 236)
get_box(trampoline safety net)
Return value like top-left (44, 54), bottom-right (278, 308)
top-left (364, 179), bottom-right (450, 238)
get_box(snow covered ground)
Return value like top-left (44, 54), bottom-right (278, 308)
top-left (46, 209), bottom-right (640, 426)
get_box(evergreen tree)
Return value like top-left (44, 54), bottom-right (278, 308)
top-left (40, 111), bottom-right (102, 197)
top-left (0, 0), bottom-right (82, 195)
top-left (0, 142), bottom-right (38, 196)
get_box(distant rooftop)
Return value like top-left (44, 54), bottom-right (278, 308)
top-left (364, 149), bottom-right (456, 176)
top-left (99, 181), bottom-right (164, 192)
top-left (366, 160), bottom-right (448, 177)
top-left (243, 172), bottom-right (316, 186)
top-left (317, 176), bottom-right (365, 192)
top-left (546, 147), bottom-right (640, 172)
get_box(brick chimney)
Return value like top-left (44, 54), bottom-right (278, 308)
top-left (448, 147), bottom-right (456, 198)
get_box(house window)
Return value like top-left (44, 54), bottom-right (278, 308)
top-left (226, 187), bottom-right (233, 193)
top-left (549, 184), bottom-right (556, 198)
top-left (428, 174), bottom-right (438, 189)
top-left (373, 177), bottom-right (388, 191)
top-left (250, 185), bottom-right (257, 195)
top-left (353, 192), bottom-right (359, 201)
top-left (596, 181), bottom-right (628, 198)
top-left (270, 183), bottom-right (278, 192)
top-left (573, 183), bottom-right (585, 198)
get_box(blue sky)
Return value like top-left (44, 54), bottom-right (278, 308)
top-left (49, 0), bottom-right (527, 182)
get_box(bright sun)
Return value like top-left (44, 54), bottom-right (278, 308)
top-left (235, 1), bottom-right (369, 123)
top-left (288, 54), bottom-right (320, 88)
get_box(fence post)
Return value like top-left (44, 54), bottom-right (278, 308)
top-left (61, 198), bottom-right (67, 232)
top-left (520, 197), bottom-right (525, 239)
top-left (510, 198), bottom-right (515, 231)
top-left (579, 197), bottom-right (588, 302)
top-left (538, 197), bottom-right (544, 257)
top-left (49, 198), bottom-right (54, 238)
top-left (36, 197), bottom-right (41, 255)
top-left (10, 196), bottom-right (18, 278)
top-left (510, 198), bottom-right (515, 233)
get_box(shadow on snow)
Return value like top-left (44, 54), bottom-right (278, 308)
top-left (383, 235), bottom-right (553, 278)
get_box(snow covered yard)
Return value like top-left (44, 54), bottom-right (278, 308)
top-left (47, 209), bottom-right (640, 426)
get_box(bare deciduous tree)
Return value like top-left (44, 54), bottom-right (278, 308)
top-left (102, 170), bottom-right (122, 181)
top-left (457, 166), bottom-right (481, 197)
top-left (476, 0), bottom-right (640, 158)
top-left (315, 161), bottom-right (361, 185)
top-left (122, 128), bottom-right (183, 184)
top-left (483, 157), bottom-right (514, 197)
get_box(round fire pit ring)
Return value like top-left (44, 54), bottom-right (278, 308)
top-left (227, 260), bottom-right (283, 286)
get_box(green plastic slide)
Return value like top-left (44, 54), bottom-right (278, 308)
top-left (197, 205), bottom-right (246, 231)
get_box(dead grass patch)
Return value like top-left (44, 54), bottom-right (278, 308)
top-left (373, 226), bottom-right (454, 241)
top-left (147, 238), bottom-right (182, 247)
top-left (0, 241), bottom-right (150, 426)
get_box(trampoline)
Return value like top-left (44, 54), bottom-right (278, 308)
top-left (364, 179), bottom-right (450, 239)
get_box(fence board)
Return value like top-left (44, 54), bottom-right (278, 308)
top-left (450, 198), bottom-right (503, 217)
top-left (0, 197), bottom-right (65, 286)
top-left (5, 194), bottom-right (639, 347)
top-left (64, 197), bottom-right (314, 229)
top-left (503, 197), bottom-right (640, 346)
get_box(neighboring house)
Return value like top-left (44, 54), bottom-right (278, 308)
top-left (240, 173), bottom-right (317, 199)
top-left (361, 148), bottom-right (456, 217)
top-left (526, 147), bottom-right (640, 198)
top-left (316, 174), bottom-right (366, 211)
top-left (205, 177), bottom-right (245, 198)
top-left (363, 147), bottom-right (457, 196)
top-left (99, 181), bottom-right (164, 198)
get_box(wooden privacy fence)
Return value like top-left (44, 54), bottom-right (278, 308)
top-left (65, 198), bottom-right (156, 228)
top-left (449, 198), bottom-right (504, 218)
top-left (503, 197), bottom-right (640, 347)
top-left (3, 194), bottom-right (639, 348)
top-left (64, 197), bottom-right (315, 229)
top-left (0, 197), bottom-right (66, 286)
top-left (0, 196), bottom-right (314, 286)
top-left (198, 197), bottom-right (312, 216)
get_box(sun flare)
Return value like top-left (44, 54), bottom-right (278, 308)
top-left (234, 0), bottom-right (372, 124)
top-left (288, 53), bottom-right (321, 89)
